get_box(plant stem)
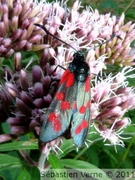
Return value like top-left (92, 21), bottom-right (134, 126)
top-left (20, 150), bottom-right (37, 166)
top-left (124, 0), bottom-right (135, 13)
top-left (38, 152), bottom-right (47, 170)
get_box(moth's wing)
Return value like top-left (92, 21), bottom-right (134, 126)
top-left (71, 76), bottom-right (91, 147)
top-left (40, 70), bottom-right (77, 143)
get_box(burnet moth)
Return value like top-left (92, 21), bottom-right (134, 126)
top-left (35, 24), bottom-right (117, 147)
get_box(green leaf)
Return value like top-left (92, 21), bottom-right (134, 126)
top-left (103, 148), bottom-right (119, 165)
top-left (0, 172), bottom-right (6, 180)
top-left (49, 154), bottom-right (70, 180)
top-left (59, 139), bottom-right (76, 158)
top-left (18, 166), bottom-right (40, 180)
top-left (1, 122), bottom-right (10, 134)
top-left (1, 167), bottom-right (23, 180)
top-left (86, 147), bottom-right (99, 167)
top-left (62, 159), bottom-right (98, 169)
top-left (0, 141), bottom-right (38, 152)
top-left (0, 154), bottom-right (22, 171)
top-left (1, 166), bottom-right (40, 180)
top-left (62, 159), bottom-right (111, 180)
top-left (49, 153), bottom-right (64, 169)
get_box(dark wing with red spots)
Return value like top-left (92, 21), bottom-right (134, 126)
top-left (71, 76), bottom-right (91, 147)
top-left (40, 70), bottom-right (77, 143)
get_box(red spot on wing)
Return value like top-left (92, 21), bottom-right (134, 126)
top-left (56, 92), bottom-right (65, 101)
top-left (66, 73), bottom-right (75, 87)
top-left (60, 70), bottom-right (70, 85)
top-left (79, 106), bottom-right (86, 114)
top-left (73, 101), bottom-right (77, 110)
top-left (49, 112), bottom-right (62, 132)
top-left (86, 100), bottom-right (91, 108)
top-left (61, 101), bottom-right (71, 110)
top-left (49, 112), bottom-right (58, 121)
top-left (59, 70), bottom-right (75, 88)
top-left (85, 76), bottom-right (90, 92)
top-left (75, 120), bottom-right (89, 135)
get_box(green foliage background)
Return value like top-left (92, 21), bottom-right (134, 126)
top-left (0, 0), bottom-right (135, 180)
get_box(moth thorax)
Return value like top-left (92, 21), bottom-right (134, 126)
top-left (68, 63), bottom-right (77, 72)
top-left (76, 65), bottom-right (89, 82)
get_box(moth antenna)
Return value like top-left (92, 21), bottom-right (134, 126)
top-left (34, 24), bottom-right (78, 52)
top-left (84, 34), bottom-right (122, 54)
top-left (35, 24), bottom-right (122, 56)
